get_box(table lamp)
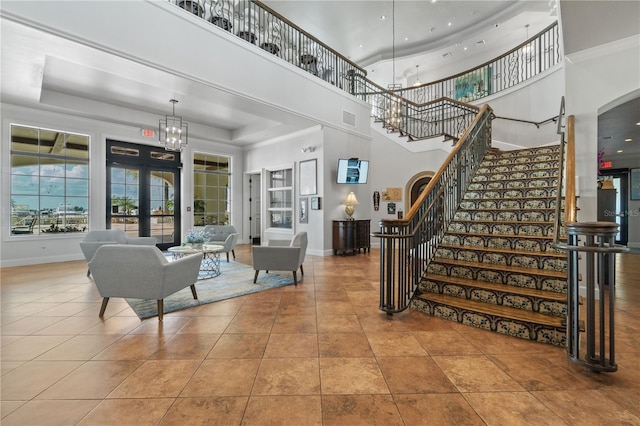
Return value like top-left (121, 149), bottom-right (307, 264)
top-left (344, 192), bottom-right (359, 220)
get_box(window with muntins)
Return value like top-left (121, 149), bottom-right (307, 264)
top-left (267, 167), bottom-right (293, 230)
top-left (193, 153), bottom-right (231, 226)
top-left (10, 124), bottom-right (90, 236)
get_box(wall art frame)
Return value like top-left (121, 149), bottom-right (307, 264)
top-left (299, 159), bottom-right (317, 196)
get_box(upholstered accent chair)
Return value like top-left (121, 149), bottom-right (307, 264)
top-left (80, 229), bottom-right (157, 276)
top-left (202, 225), bottom-right (238, 262)
top-left (88, 245), bottom-right (202, 321)
top-left (252, 231), bottom-right (308, 285)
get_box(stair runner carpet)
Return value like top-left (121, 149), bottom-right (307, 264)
top-left (411, 145), bottom-right (567, 346)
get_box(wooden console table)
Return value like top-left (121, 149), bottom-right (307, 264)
top-left (332, 219), bottom-right (371, 255)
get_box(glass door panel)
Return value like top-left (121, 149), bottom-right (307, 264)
top-left (110, 167), bottom-right (140, 237)
top-left (150, 170), bottom-right (175, 245)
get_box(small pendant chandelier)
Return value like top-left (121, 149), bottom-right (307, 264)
top-left (159, 99), bottom-right (188, 152)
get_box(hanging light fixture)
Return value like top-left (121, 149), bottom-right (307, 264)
top-left (159, 99), bottom-right (188, 152)
top-left (414, 64), bottom-right (421, 86)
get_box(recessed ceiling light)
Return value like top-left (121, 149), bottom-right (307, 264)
top-left (464, 46), bottom-right (468, 51)
top-left (636, 122), bottom-right (640, 126)
top-left (380, 15), bottom-right (386, 20)
top-left (448, 22), bottom-right (452, 26)
top-left (617, 150), bottom-right (623, 153)
top-left (625, 138), bottom-right (632, 142)
top-left (404, 37), bottom-right (409, 41)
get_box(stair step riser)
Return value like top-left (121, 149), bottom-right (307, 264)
top-left (441, 234), bottom-right (563, 254)
top-left (484, 146), bottom-right (561, 159)
top-left (465, 186), bottom-right (558, 198)
top-left (474, 169), bottom-right (559, 180)
top-left (434, 247), bottom-right (567, 272)
top-left (476, 166), bottom-right (560, 177)
top-left (460, 198), bottom-right (558, 210)
top-left (453, 211), bottom-right (562, 225)
top-left (472, 175), bottom-right (559, 186)
top-left (411, 297), bottom-right (566, 346)
top-left (419, 280), bottom-right (567, 317)
top-left (479, 159), bottom-right (560, 169)
top-left (427, 262), bottom-right (567, 293)
top-left (448, 221), bottom-right (555, 237)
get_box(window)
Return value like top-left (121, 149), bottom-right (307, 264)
top-left (193, 153), bottom-right (231, 226)
top-left (267, 167), bottom-right (293, 230)
top-left (10, 124), bottom-right (89, 235)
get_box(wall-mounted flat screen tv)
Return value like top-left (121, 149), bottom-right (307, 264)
top-left (336, 158), bottom-right (369, 184)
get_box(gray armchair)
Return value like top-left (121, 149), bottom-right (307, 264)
top-left (252, 231), bottom-right (307, 285)
top-left (80, 229), bottom-right (157, 276)
top-left (88, 245), bottom-right (202, 321)
top-left (202, 225), bottom-right (238, 262)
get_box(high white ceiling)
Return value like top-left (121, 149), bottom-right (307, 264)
top-left (1, 0), bottom-right (638, 156)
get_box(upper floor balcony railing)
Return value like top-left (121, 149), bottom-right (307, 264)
top-left (168, 0), bottom-right (367, 90)
top-left (168, 1), bottom-right (560, 142)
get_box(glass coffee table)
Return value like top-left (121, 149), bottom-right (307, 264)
top-left (167, 244), bottom-right (224, 279)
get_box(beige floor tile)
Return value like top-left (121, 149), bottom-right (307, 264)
top-left (32, 316), bottom-right (104, 335)
top-left (465, 391), bottom-right (570, 425)
top-left (160, 396), bottom-right (248, 425)
top-left (377, 356), bottom-right (457, 394)
top-left (129, 317), bottom-right (193, 335)
top-left (1, 360), bottom-right (83, 400)
top-left (318, 332), bottom-right (373, 357)
top-left (79, 316), bottom-right (145, 335)
top-left (243, 396), bottom-right (322, 426)
top-left (108, 359), bottom-right (201, 398)
top-left (176, 315), bottom-right (234, 334)
top-left (1, 335), bottom-right (72, 361)
top-left (489, 352), bottom-right (595, 391)
top-left (319, 358), bottom-right (389, 395)
top-left (532, 389), bottom-right (640, 425)
top-left (366, 332), bottom-right (428, 357)
top-left (207, 333), bottom-right (269, 359)
top-left (321, 394), bottom-right (403, 426)
top-left (433, 355), bottom-right (525, 393)
top-left (225, 313), bottom-right (275, 334)
top-left (358, 314), bottom-right (411, 332)
top-left (91, 334), bottom-right (169, 360)
top-left (394, 394), bottom-right (485, 425)
top-left (271, 314), bottom-right (317, 333)
top-left (77, 398), bottom-right (175, 426)
top-left (36, 360), bottom-right (143, 399)
top-left (414, 330), bottom-right (483, 355)
top-left (195, 297), bottom-right (245, 315)
top-left (1, 399), bottom-right (100, 426)
top-left (252, 358), bottom-right (320, 395)
top-left (316, 314), bottom-right (362, 333)
top-left (264, 333), bottom-right (318, 358)
top-left (150, 333), bottom-right (220, 359)
top-left (35, 334), bottom-right (123, 361)
top-left (0, 316), bottom-right (66, 335)
top-left (181, 358), bottom-right (260, 397)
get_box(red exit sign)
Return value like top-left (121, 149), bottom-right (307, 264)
top-left (601, 161), bottom-right (613, 168)
top-left (141, 128), bottom-right (155, 138)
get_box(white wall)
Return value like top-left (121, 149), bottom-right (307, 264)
top-left (0, 104), bottom-right (244, 267)
top-left (564, 35), bottom-right (640, 249)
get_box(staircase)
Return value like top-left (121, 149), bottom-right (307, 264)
top-left (411, 145), bottom-right (568, 346)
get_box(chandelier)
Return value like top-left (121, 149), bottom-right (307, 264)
top-left (159, 99), bottom-right (188, 152)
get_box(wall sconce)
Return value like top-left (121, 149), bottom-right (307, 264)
top-left (301, 146), bottom-right (315, 153)
top-left (344, 192), bottom-right (359, 220)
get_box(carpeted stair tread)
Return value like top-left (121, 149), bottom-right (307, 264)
top-left (414, 292), bottom-right (564, 327)
top-left (438, 243), bottom-right (566, 258)
top-left (422, 274), bottom-right (567, 300)
top-left (430, 257), bottom-right (567, 278)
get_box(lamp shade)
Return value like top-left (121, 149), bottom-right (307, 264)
top-left (344, 192), bottom-right (359, 206)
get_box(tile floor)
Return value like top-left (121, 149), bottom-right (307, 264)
top-left (1, 246), bottom-right (639, 425)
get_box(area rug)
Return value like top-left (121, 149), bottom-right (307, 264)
top-left (126, 261), bottom-right (299, 319)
